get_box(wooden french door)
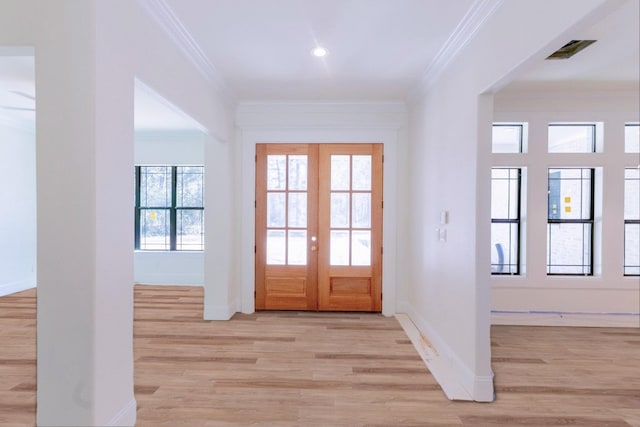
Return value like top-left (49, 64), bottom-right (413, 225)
top-left (255, 143), bottom-right (382, 312)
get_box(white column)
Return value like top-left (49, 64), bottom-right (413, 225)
top-left (35, 1), bottom-right (136, 425)
top-left (204, 134), bottom-right (237, 320)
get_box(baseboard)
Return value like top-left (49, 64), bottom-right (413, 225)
top-left (473, 374), bottom-right (496, 402)
top-left (106, 398), bottom-right (137, 426)
top-left (492, 310), bottom-right (640, 328)
top-left (134, 281), bottom-right (203, 287)
top-left (397, 306), bottom-right (494, 402)
top-left (0, 279), bottom-right (36, 297)
top-left (204, 304), bottom-right (235, 320)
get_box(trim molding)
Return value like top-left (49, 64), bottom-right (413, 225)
top-left (204, 304), bottom-right (235, 321)
top-left (408, 0), bottom-right (503, 103)
top-left (0, 279), bottom-right (35, 297)
top-left (396, 307), bottom-right (495, 402)
top-left (492, 310), bottom-right (640, 328)
top-left (106, 398), bottom-right (137, 426)
top-left (136, 0), bottom-right (236, 102)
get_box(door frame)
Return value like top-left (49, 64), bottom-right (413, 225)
top-left (238, 126), bottom-right (402, 317)
top-left (255, 143), bottom-right (383, 312)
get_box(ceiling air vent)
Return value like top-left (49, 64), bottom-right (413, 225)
top-left (546, 40), bottom-right (596, 59)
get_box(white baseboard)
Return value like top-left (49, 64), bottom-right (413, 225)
top-left (106, 398), bottom-right (137, 426)
top-left (473, 374), bottom-right (496, 402)
top-left (396, 306), bottom-right (495, 402)
top-left (204, 304), bottom-right (235, 320)
top-left (492, 311), bottom-right (640, 328)
top-left (0, 279), bottom-right (36, 297)
top-left (135, 281), bottom-right (203, 287)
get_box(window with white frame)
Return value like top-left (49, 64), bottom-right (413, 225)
top-left (492, 124), bottom-right (524, 153)
top-left (491, 168), bottom-right (521, 274)
top-left (624, 168), bottom-right (639, 275)
top-left (625, 123), bottom-right (640, 153)
top-left (548, 124), bottom-right (596, 153)
top-left (547, 168), bottom-right (594, 275)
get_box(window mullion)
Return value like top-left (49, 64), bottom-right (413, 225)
top-left (134, 166), bottom-right (141, 250)
top-left (170, 166), bottom-right (178, 251)
top-left (589, 168), bottom-right (595, 275)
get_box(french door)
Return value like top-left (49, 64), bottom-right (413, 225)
top-left (255, 143), bottom-right (383, 312)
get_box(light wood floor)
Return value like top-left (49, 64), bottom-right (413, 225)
top-left (1, 286), bottom-right (639, 426)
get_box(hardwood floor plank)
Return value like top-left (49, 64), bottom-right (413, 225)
top-left (1, 285), bottom-right (639, 426)
top-left (460, 415), bottom-right (632, 426)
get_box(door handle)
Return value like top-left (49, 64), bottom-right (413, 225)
top-left (311, 236), bottom-right (317, 251)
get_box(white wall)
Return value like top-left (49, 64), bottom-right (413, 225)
top-left (491, 84), bottom-right (640, 327)
top-left (132, 0), bottom-right (237, 323)
top-left (134, 130), bottom-right (205, 286)
top-left (234, 102), bottom-right (407, 318)
top-left (405, 0), bottom-right (617, 402)
top-left (0, 121), bottom-right (36, 296)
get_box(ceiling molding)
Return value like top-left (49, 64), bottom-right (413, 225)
top-left (407, 0), bottom-right (503, 103)
top-left (136, 0), bottom-right (237, 103)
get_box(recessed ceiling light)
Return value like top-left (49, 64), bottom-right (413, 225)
top-left (311, 46), bottom-right (328, 57)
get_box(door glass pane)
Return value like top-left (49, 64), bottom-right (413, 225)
top-left (140, 209), bottom-right (170, 250)
top-left (288, 193), bottom-right (307, 228)
top-left (352, 193), bottom-right (371, 228)
top-left (330, 230), bottom-right (349, 265)
top-left (331, 155), bottom-right (350, 191)
top-left (266, 230), bottom-right (285, 265)
top-left (288, 230), bottom-right (307, 265)
top-left (331, 193), bottom-right (350, 228)
top-left (267, 155), bottom-right (286, 190)
top-left (352, 155), bottom-right (371, 190)
top-left (288, 155), bottom-right (307, 190)
top-left (351, 230), bottom-right (371, 266)
top-left (267, 193), bottom-right (286, 227)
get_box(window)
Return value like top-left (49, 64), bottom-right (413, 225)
top-left (624, 168), bottom-right (640, 275)
top-left (491, 168), bottom-right (521, 274)
top-left (625, 123), bottom-right (640, 153)
top-left (547, 168), bottom-right (594, 275)
top-left (135, 166), bottom-right (204, 251)
top-left (548, 124), bottom-right (595, 153)
top-left (492, 124), bottom-right (523, 153)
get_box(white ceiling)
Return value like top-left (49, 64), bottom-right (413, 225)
top-left (134, 81), bottom-right (207, 132)
top-left (512, 0), bottom-right (639, 84)
top-left (162, 0), bottom-right (475, 100)
top-left (0, 0), bottom-right (638, 128)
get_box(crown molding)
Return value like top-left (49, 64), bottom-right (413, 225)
top-left (407, 0), bottom-right (503, 104)
top-left (136, 0), bottom-right (237, 104)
